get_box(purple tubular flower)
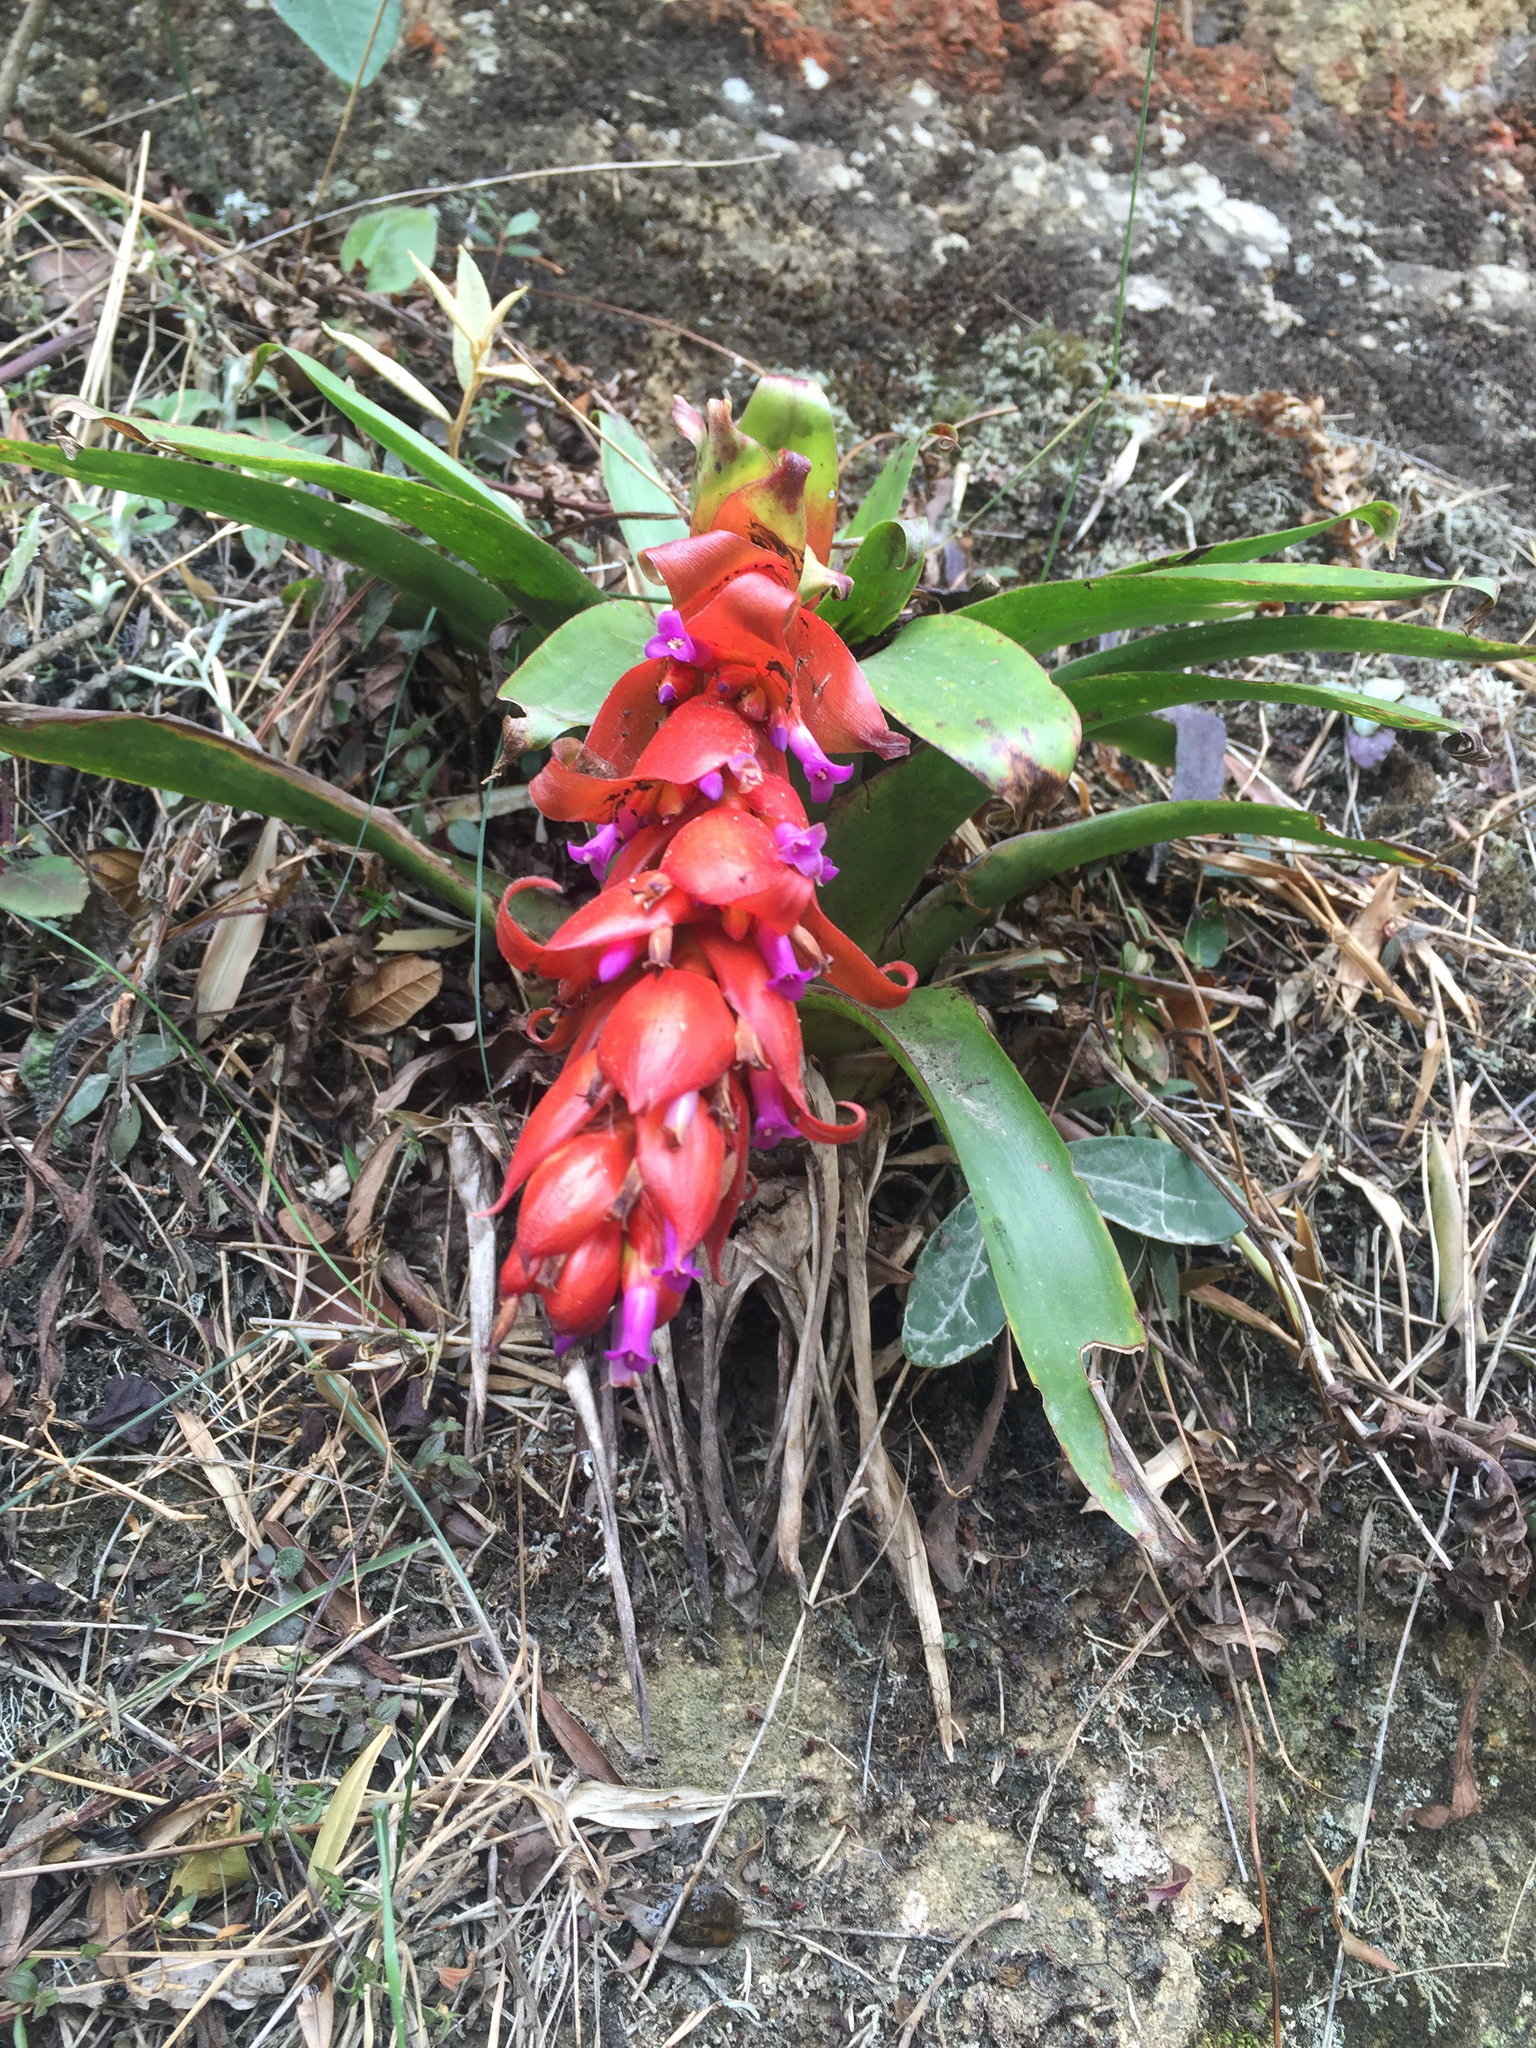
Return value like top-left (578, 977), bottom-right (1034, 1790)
top-left (606, 1278), bottom-right (659, 1384)
top-left (786, 723), bottom-right (854, 805)
top-left (749, 1069), bottom-right (799, 1148)
top-left (697, 770), bottom-right (725, 802)
top-left (569, 820), bottom-right (625, 880)
top-left (552, 1332), bottom-right (580, 1357)
top-left (658, 1219), bottom-right (700, 1294)
top-left (597, 939), bottom-right (644, 984)
top-left (658, 676), bottom-right (680, 707)
top-left (769, 719), bottom-right (791, 754)
top-left (645, 607), bottom-right (708, 668)
top-left (759, 928), bottom-right (817, 1002)
top-left (773, 820), bottom-right (838, 884)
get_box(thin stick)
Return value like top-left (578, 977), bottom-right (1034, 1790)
top-left (0, 0), bottom-right (50, 129)
top-left (562, 1353), bottom-right (650, 1747)
top-left (295, 0), bottom-right (393, 276)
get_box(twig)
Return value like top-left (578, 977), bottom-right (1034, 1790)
top-left (0, 0), bottom-right (49, 129)
top-left (562, 1353), bottom-right (651, 1748)
top-left (0, 324), bottom-right (96, 384)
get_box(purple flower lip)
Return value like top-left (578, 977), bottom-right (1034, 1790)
top-left (597, 939), bottom-right (644, 983)
top-left (570, 820), bottom-right (625, 880)
top-left (786, 723), bottom-right (854, 805)
top-left (697, 769), bottom-right (725, 802)
top-left (748, 1069), bottom-right (799, 1148)
top-left (658, 677), bottom-right (680, 707)
top-left (658, 1219), bottom-right (700, 1294)
top-left (759, 928), bottom-right (817, 1002)
top-left (606, 1278), bottom-right (659, 1383)
top-left (645, 607), bottom-right (708, 668)
top-left (773, 820), bottom-right (838, 885)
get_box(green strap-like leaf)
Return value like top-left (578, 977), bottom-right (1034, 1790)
top-left (597, 410), bottom-right (687, 598)
top-left (859, 612), bottom-right (1080, 810)
top-left (1068, 670), bottom-right (1471, 748)
top-left (1114, 498), bottom-right (1399, 571)
top-left (0, 439), bottom-right (507, 649)
top-left (819, 745), bottom-right (987, 956)
top-left (1051, 613), bottom-right (1527, 683)
top-left (285, 345), bottom-right (529, 526)
top-left (807, 983), bottom-right (1147, 1535)
top-left (498, 602), bottom-right (654, 747)
top-left (893, 799), bottom-right (1428, 975)
top-left (74, 417), bottom-right (601, 629)
top-left (816, 518), bottom-right (926, 643)
top-left (1066, 1136), bottom-right (1243, 1243)
top-left (0, 705), bottom-right (549, 936)
top-left (968, 560), bottom-right (1497, 659)
top-left (842, 430), bottom-right (923, 542)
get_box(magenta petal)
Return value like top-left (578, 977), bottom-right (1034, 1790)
top-left (606, 1279), bottom-right (659, 1381)
top-left (786, 723), bottom-right (854, 805)
top-left (749, 1069), bottom-right (799, 1148)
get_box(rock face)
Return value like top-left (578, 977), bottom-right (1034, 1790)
top-left (22, 0), bottom-right (1536, 493)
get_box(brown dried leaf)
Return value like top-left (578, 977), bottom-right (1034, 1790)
top-left (1336, 868), bottom-right (1399, 1015)
top-left (343, 1126), bottom-right (407, 1245)
top-left (87, 846), bottom-right (146, 918)
top-left (194, 819), bottom-right (283, 1042)
top-left (85, 1870), bottom-right (145, 1979)
top-left (1410, 1658), bottom-right (1488, 1831)
top-left (29, 247), bottom-right (113, 314)
top-left (540, 1682), bottom-right (625, 1785)
top-left (344, 957), bottom-right (442, 1034)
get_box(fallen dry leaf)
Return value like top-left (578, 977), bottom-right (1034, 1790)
top-left (343, 956), bottom-right (442, 1034)
top-left (343, 1125), bottom-right (407, 1244)
top-left (296, 1978), bottom-right (335, 2048)
top-left (194, 818), bottom-right (284, 1042)
top-left (87, 845), bottom-right (146, 918)
top-left (1336, 867), bottom-right (1399, 1015)
top-left (174, 1407), bottom-right (262, 1545)
top-left (85, 1870), bottom-right (145, 1980)
top-left (1410, 1657), bottom-right (1489, 1831)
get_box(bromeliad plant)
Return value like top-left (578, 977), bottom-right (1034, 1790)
top-left (0, 351), bottom-right (1509, 1555)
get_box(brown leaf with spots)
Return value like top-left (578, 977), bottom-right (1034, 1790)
top-left (343, 957), bottom-right (442, 1035)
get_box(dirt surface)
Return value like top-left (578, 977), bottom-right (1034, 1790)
top-left (5, 6), bottom-right (1536, 2048)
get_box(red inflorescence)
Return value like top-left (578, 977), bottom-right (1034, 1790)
top-left (489, 397), bottom-right (917, 1386)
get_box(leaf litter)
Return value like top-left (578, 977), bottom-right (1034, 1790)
top-left (2, 108), bottom-right (1536, 2048)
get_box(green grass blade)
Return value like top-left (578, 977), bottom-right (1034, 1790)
top-left (818, 745), bottom-right (988, 956)
top-left (817, 518), bottom-right (926, 643)
top-left (1069, 669), bottom-right (1472, 745)
top-left (968, 561), bottom-right (1499, 659)
top-left (807, 983), bottom-right (1148, 1536)
top-left (892, 800), bottom-right (1429, 975)
top-left (1114, 497), bottom-right (1400, 570)
top-left (597, 409), bottom-right (687, 594)
top-left (859, 611), bottom-right (1080, 808)
top-left (0, 438), bottom-right (507, 647)
top-left (285, 344), bottom-right (528, 524)
top-left (1050, 613), bottom-right (1528, 682)
top-left (843, 430), bottom-right (923, 541)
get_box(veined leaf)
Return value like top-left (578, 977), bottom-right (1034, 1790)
top-left (819, 745), bottom-right (986, 957)
top-left (893, 799), bottom-right (1427, 975)
top-left (859, 612), bottom-right (1080, 810)
top-left (597, 411), bottom-right (687, 597)
top-left (1067, 1136), bottom-right (1243, 1243)
top-left (0, 439), bottom-right (506, 648)
top-left (309, 1723), bottom-right (395, 1882)
top-left (843, 430), bottom-right (923, 541)
top-left (1051, 614), bottom-right (1528, 684)
top-left (807, 984), bottom-right (1147, 1535)
top-left (63, 417), bottom-right (597, 629)
top-left (968, 560), bottom-right (1497, 658)
top-left (817, 518), bottom-right (926, 643)
top-left (499, 602), bottom-right (654, 747)
top-left (1068, 669), bottom-right (1470, 746)
top-left (0, 853), bottom-right (89, 920)
top-left (272, 0), bottom-right (402, 86)
top-left (285, 346), bottom-right (529, 527)
top-left (339, 206), bottom-right (438, 295)
top-left (738, 375), bottom-right (839, 560)
top-left (903, 1194), bottom-right (1005, 1368)
top-left (1117, 498), bottom-right (1399, 570)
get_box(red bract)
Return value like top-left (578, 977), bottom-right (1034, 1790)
top-left (493, 379), bottom-right (918, 1384)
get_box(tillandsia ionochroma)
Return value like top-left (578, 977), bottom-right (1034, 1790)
top-left (485, 383), bottom-right (917, 1379)
top-left (0, 320), bottom-right (1509, 1548)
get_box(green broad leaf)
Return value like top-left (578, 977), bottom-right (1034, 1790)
top-left (0, 505), bottom-right (44, 608)
top-left (1050, 613), bottom-right (1528, 684)
top-left (860, 612), bottom-right (1080, 810)
top-left (967, 560), bottom-right (1498, 659)
top-left (0, 439), bottom-right (507, 649)
top-left (499, 602), bottom-right (654, 747)
top-left (64, 419), bottom-right (596, 630)
top-left (893, 799), bottom-right (1427, 976)
top-left (597, 410), bottom-right (687, 597)
top-left (284, 346), bottom-right (529, 528)
top-left (807, 983), bottom-right (1148, 1536)
top-left (1085, 713), bottom-right (1177, 769)
top-left (817, 518), bottom-right (926, 643)
top-left (819, 745), bottom-right (987, 957)
top-left (903, 1194), bottom-right (1006, 1368)
top-left (339, 206), bottom-right (438, 294)
top-left (0, 854), bottom-right (89, 920)
top-left (1068, 669), bottom-right (1470, 746)
top-left (0, 706), bottom-right (506, 931)
top-left (1117, 499), bottom-right (1400, 570)
top-left (843, 430), bottom-right (923, 542)
top-left (1182, 902), bottom-right (1228, 968)
top-left (272, 0), bottom-right (402, 86)
top-left (737, 375), bottom-right (839, 557)
top-left (110, 1099), bottom-right (141, 1163)
top-left (64, 1031), bottom-right (181, 1127)
top-left (1067, 1136), bottom-right (1242, 1243)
